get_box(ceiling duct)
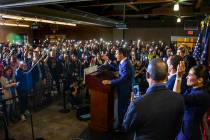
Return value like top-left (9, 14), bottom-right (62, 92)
top-left (67, 8), bottom-right (120, 25)
top-left (0, 0), bottom-right (93, 8)
top-left (0, 0), bottom-right (121, 27)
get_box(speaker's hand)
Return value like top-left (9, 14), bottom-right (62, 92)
top-left (102, 80), bottom-right (111, 85)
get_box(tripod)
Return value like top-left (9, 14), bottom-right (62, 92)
top-left (27, 109), bottom-right (45, 140)
top-left (21, 91), bottom-right (45, 140)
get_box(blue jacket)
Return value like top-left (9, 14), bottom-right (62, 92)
top-left (177, 87), bottom-right (210, 140)
top-left (166, 74), bottom-right (188, 94)
top-left (105, 59), bottom-right (134, 128)
top-left (110, 59), bottom-right (134, 98)
top-left (15, 68), bottom-right (33, 92)
top-left (123, 84), bottom-right (184, 140)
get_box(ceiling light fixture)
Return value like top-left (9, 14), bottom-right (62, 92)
top-left (0, 14), bottom-right (76, 26)
top-left (173, 2), bottom-right (179, 11)
top-left (40, 19), bottom-right (55, 24)
top-left (1, 15), bottom-right (23, 20)
top-left (0, 22), bottom-right (30, 27)
top-left (177, 17), bottom-right (181, 23)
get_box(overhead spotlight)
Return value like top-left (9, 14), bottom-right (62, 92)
top-left (173, 2), bottom-right (179, 11)
top-left (177, 17), bottom-right (181, 23)
top-left (0, 14), bottom-right (76, 26)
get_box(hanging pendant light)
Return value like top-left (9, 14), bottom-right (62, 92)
top-left (174, 2), bottom-right (179, 11)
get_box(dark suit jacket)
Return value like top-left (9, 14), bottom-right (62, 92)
top-left (123, 84), bottom-right (184, 140)
top-left (105, 58), bottom-right (134, 128)
top-left (47, 57), bottom-right (63, 81)
top-left (110, 59), bottom-right (133, 98)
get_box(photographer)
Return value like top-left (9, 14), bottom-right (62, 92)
top-left (31, 49), bottom-right (45, 110)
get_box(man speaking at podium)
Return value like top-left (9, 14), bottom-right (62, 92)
top-left (102, 47), bottom-right (134, 132)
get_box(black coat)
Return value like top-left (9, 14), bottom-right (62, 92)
top-left (123, 84), bottom-right (184, 140)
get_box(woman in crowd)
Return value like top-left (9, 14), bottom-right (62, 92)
top-left (174, 62), bottom-right (210, 140)
top-left (0, 66), bottom-right (18, 123)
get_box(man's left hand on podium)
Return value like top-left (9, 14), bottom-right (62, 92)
top-left (102, 80), bottom-right (111, 85)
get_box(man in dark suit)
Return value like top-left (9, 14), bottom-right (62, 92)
top-left (166, 55), bottom-right (188, 94)
top-left (123, 58), bottom-right (184, 140)
top-left (102, 47), bottom-right (134, 131)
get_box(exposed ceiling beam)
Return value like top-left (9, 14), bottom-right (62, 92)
top-left (135, 0), bottom-right (174, 3)
top-left (195, 0), bottom-right (203, 9)
top-left (104, 6), bottom-right (210, 17)
top-left (1, 6), bottom-right (120, 27)
top-left (102, 5), bottom-right (112, 11)
top-left (0, 0), bottom-right (93, 8)
top-left (127, 4), bottom-right (139, 12)
top-left (152, 6), bottom-right (193, 16)
top-left (77, 0), bottom-right (175, 7)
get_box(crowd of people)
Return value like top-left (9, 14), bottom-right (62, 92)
top-left (0, 38), bottom-right (210, 140)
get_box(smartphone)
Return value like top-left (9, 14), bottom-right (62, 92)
top-left (133, 84), bottom-right (140, 98)
top-left (16, 82), bottom-right (20, 86)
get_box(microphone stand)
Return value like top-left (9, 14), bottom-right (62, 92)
top-left (26, 102), bottom-right (45, 140)
top-left (25, 53), bottom-right (47, 74)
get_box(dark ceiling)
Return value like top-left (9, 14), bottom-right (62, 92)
top-left (0, 0), bottom-right (210, 27)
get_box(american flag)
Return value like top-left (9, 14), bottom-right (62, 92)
top-left (200, 26), bottom-right (210, 66)
top-left (193, 31), bottom-right (203, 61)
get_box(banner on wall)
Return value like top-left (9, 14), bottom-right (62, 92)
top-left (45, 34), bottom-right (66, 42)
top-left (6, 33), bottom-right (28, 44)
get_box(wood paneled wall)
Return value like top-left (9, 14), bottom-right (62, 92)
top-left (32, 25), bottom-right (113, 41)
top-left (0, 25), bottom-right (195, 45)
top-left (113, 27), bottom-right (196, 44)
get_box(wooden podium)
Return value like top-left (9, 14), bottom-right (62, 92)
top-left (85, 70), bottom-right (115, 132)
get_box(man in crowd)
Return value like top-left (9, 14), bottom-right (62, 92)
top-left (47, 47), bottom-right (64, 94)
top-left (15, 61), bottom-right (33, 121)
top-left (123, 58), bottom-right (184, 140)
top-left (31, 49), bottom-right (44, 110)
top-left (166, 55), bottom-right (188, 94)
top-left (177, 46), bottom-right (196, 73)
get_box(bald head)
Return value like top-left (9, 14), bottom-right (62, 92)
top-left (147, 58), bottom-right (168, 82)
